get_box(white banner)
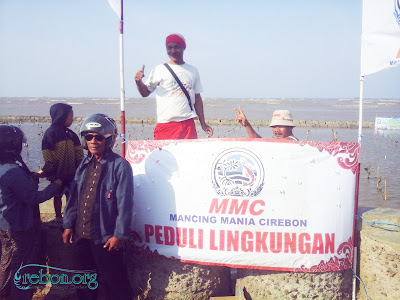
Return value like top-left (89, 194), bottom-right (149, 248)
top-left (361, 0), bottom-right (400, 76)
top-left (126, 139), bottom-right (359, 272)
top-left (375, 117), bottom-right (400, 130)
top-left (106, 0), bottom-right (121, 19)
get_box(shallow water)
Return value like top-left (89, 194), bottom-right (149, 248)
top-left (1, 96), bottom-right (399, 122)
top-left (15, 122), bottom-right (400, 211)
top-left (2, 97), bottom-right (399, 210)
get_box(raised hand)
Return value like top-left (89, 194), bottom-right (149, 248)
top-left (134, 65), bottom-right (145, 82)
top-left (234, 106), bottom-right (248, 126)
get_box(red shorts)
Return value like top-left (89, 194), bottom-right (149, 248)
top-left (154, 119), bottom-right (198, 140)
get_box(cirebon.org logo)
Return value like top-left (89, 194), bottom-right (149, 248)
top-left (14, 263), bottom-right (98, 291)
top-left (211, 148), bottom-right (264, 197)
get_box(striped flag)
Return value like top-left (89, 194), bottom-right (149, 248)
top-left (107, 0), bottom-right (121, 19)
top-left (360, 0), bottom-right (400, 76)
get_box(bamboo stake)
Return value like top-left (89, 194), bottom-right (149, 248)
top-left (384, 179), bottom-right (387, 201)
top-left (376, 166), bottom-right (380, 189)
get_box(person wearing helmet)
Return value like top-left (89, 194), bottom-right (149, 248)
top-left (0, 125), bottom-right (62, 300)
top-left (62, 114), bottom-right (133, 300)
top-left (134, 33), bottom-right (213, 140)
top-left (38, 103), bottom-right (84, 224)
top-left (234, 107), bottom-right (299, 140)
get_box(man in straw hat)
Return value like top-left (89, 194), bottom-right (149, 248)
top-left (234, 107), bottom-right (298, 140)
top-left (134, 33), bottom-right (213, 140)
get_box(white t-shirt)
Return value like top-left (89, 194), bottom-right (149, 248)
top-left (145, 63), bottom-right (203, 123)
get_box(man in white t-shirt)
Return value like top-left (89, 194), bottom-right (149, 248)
top-left (135, 33), bottom-right (213, 140)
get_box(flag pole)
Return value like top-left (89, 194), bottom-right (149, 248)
top-left (353, 76), bottom-right (364, 300)
top-left (354, 3), bottom-right (366, 298)
top-left (352, 76), bottom-right (364, 300)
top-left (357, 76), bottom-right (364, 145)
top-left (119, 0), bottom-right (126, 158)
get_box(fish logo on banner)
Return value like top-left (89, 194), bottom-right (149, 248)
top-left (211, 148), bottom-right (264, 197)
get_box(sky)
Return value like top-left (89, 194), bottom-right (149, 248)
top-left (0, 0), bottom-right (399, 99)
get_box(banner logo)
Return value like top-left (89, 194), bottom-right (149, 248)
top-left (14, 264), bottom-right (98, 291)
top-left (211, 148), bottom-right (264, 197)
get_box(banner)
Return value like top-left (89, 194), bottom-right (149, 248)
top-left (126, 139), bottom-right (359, 272)
top-left (375, 117), bottom-right (400, 130)
top-left (360, 0), bottom-right (400, 76)
top-left (106, 0), bottom-right (121, 19)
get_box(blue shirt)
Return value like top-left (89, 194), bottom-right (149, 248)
top-left (0, 163), bottom-right (59, 231)
top-left (63, 151), bottom-right (134, 244)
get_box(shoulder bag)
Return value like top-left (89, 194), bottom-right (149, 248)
top-left (164, 63), bottom-right (193, 111)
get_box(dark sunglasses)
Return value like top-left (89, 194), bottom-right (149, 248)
top-left (84, 134), bottom-right (105, 142)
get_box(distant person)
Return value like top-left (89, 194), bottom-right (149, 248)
top-left (234, 107), bottom-right (299, 140)
top-left (0, 125), bottom-right (61, 300)
top-left (134, 33), bottom-right (213, 140)
top-left (62, 113), bottom-right (133, 300)
top-left (38, 103), bottom-right (84, 223)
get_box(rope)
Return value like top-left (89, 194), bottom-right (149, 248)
top-left (359, 135), bottom-right (397, 164)
top-left (353, 271), bottom-right (372, 300)
top-left (357, 215), bottom-right (400, 232)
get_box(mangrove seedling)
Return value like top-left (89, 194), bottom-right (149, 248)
top-left (364, 166), bottom-right (371, 179)
top-left (331, 129), bottom-right (338, 142)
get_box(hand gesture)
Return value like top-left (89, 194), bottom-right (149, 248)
top-left (103, 236), bottom-right (124, 252)
top-left (234, 106), bottom-right (248, 126)
top-left (135, 65), bottom-right (145, 82)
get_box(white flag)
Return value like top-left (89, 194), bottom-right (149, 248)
top-left (360, 0), bottom-right (400, 76)
top-left (107, 0), bottom-right (121, 19)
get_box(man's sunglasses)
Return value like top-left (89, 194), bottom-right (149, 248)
top-left (84, 134), bottom-right (105, 142)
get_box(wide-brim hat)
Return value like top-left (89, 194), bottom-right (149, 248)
top-left (269, 110), bottom-right (295, 127)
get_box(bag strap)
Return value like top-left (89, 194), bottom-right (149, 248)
top-left (164, 63), bottom-right (193, 111)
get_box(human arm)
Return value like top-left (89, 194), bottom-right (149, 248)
top-left (62, 167), bottom-right (81, 239)
top-left (8, 168), bottom-right (61, 205)
top-left (194, 93), bottom-right (213, 137)
top-left (135, 65), bottom-right (151, 97)
top-left (234, 106), bottom-right (261, 138)
top-left (75, 145), bottom-right (84, 167)
top-left (113, 159), bottom-right (134, 241)
top-left (41, 130), bottom-right (58, 179)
